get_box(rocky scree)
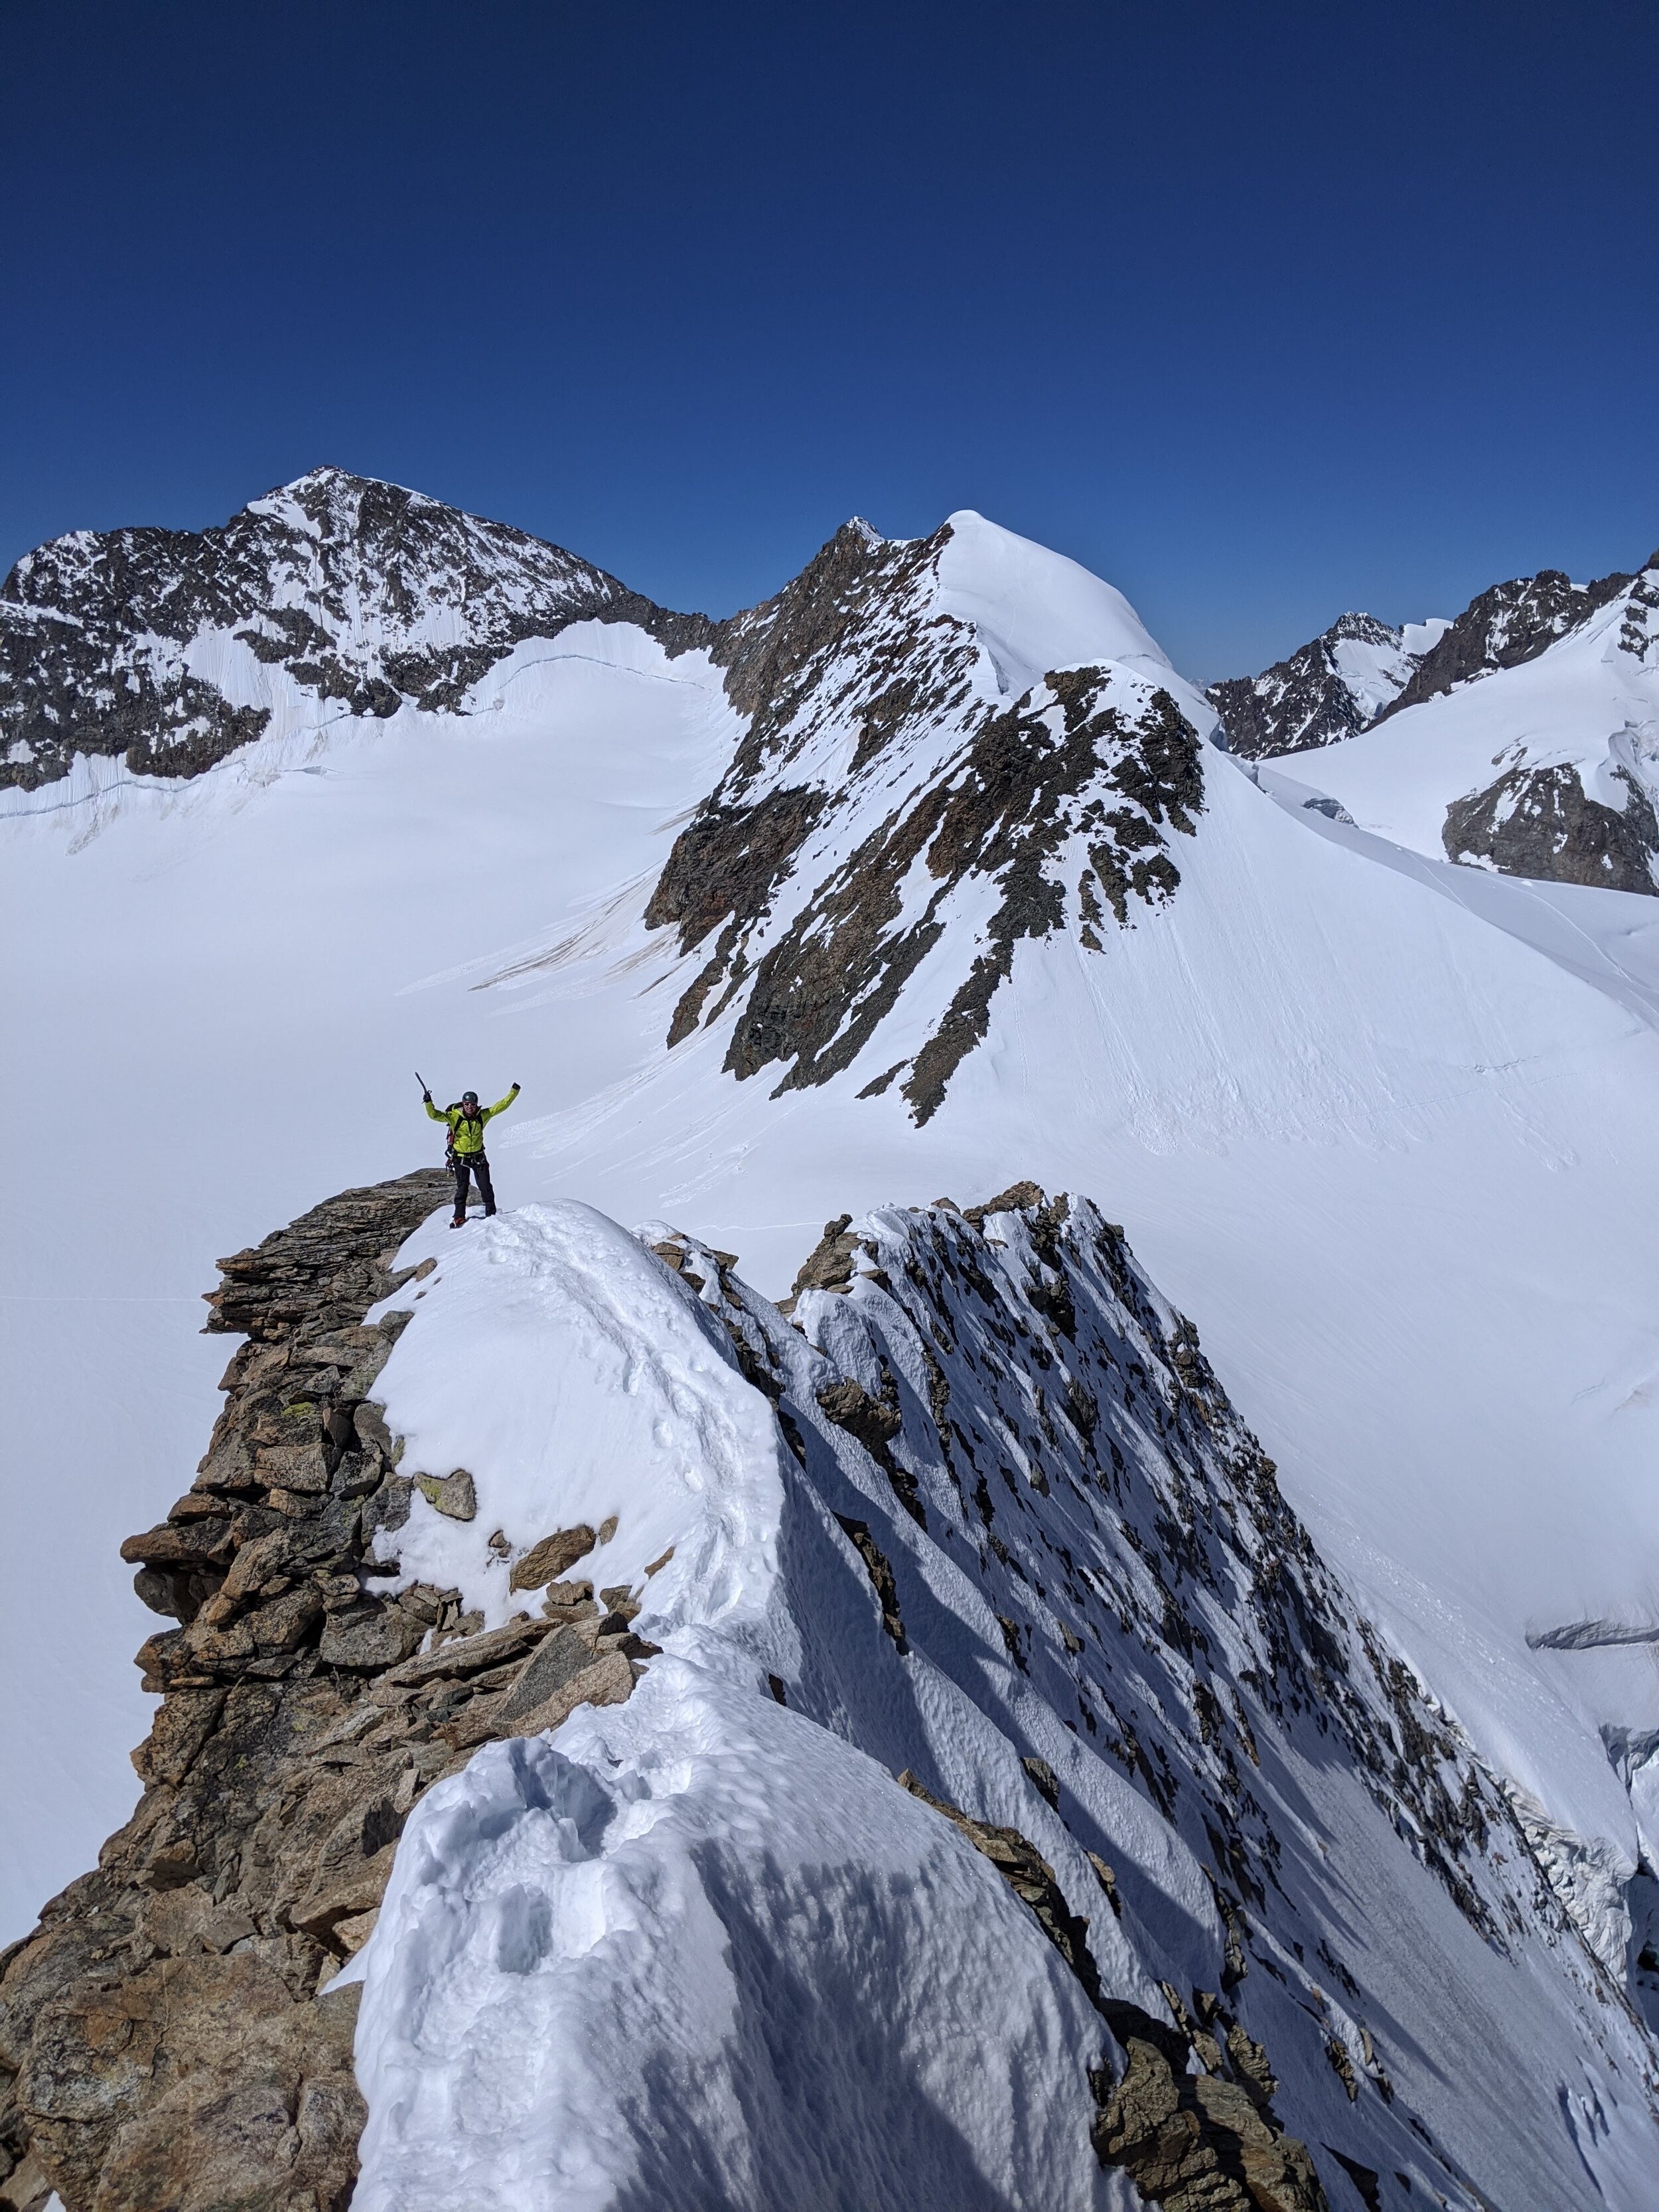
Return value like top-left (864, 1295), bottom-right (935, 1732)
top-left (0, 1171), bottom-right (655, 2212)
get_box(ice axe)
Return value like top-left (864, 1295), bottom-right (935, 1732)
top-left (415, 1069), bottom-right (431, 1099)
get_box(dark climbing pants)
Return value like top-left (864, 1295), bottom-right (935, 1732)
top-left (452, 1152), bottom-right (496, 1218)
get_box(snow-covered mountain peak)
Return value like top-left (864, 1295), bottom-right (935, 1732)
top-left (932, 508), bottom-right (1178, 698)
top-left (0, 468), bottom-right (704, 790)
top-left (1208, 610), bottom-right (1429, 760)
top-left (640, 510), bottom-right (1210, 1122)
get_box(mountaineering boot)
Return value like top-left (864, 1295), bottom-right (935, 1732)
top-left (450, 1215), bottom-right (467, 1229)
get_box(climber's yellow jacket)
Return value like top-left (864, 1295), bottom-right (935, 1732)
top-left (425, 1086), bottom-right (519, 1155)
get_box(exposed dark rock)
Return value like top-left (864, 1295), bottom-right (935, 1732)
top-left (705, 518), bottom-right (978, 792)
top-left (893, 1772), bottom-right (1327, 2211)
top-left (836, 1518), bottom-right (908, 1653)
top-left (0, 469), bottom-right (717, 792)
top-left (817, 1376), bottom-right (924, 1524)
top-left (1095, 2029), bottom-right (1329, 2212)
top-left (1376, 563), bottom-right (1633, 727)
top-left (508, 1524), bottom-right (599, 1592)
top-left (0, 1170), bottom-right (649, 2211)
top-left (644, 784), bottom-right (828, 958)
top-left (1443, 759), bottom-right (1659, 894)
top-left (1022, 1754), bottom-right (1061, 1807)
top-left (1209, 612), bottom-right (1412, 760)
top-left (413, 1468), bottom-right (477, 1520)
top-left (710, 673), bottom-right (1201, 1123)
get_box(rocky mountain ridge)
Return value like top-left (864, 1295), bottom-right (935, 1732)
top-left (0, 1172), bottom-right (657, 2212)
top-left (4, 1171), bottom-right (1656, 2209)
top-left (1206, 612), bottom-right (1427, 760)
top-left (1210, 552), bottom-right (1659, 895)
top-left (9, 468), bottom-right (1656, 912)
top-left (1208, 559), bottom-right (1646, 763)
top-left (0, 469), bottom-right (715, 791)
top-left (642, 516), bottom-right (1207, 1122)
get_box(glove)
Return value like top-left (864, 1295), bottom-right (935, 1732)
top-left (511, 1080), bottom-right (521, 1092)
top-left (423, 1090), bottom-right (433, 1103)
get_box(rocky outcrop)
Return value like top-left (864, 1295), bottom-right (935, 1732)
top-left (657, 647), bottom-right (1203, 1122)
top-left (1374, 562), bottom-right (1638, 727)
top-left (0, 1172), bottom-right (651, 2211)
top-left (1208, 612), bottom-right (1418, 760)
top-left (0, 469), bottom-right (713, 790)
top-left (1443, 759), bottom-right (1659, 894)
top-left (895, 1753), bottom-right (1319, 2212)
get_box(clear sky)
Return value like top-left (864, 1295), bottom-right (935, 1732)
top-left (2, 0), bottom-right (1655, 680)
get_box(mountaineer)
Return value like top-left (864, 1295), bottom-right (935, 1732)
top-left (423, 1081), bottom-right (521, 1226)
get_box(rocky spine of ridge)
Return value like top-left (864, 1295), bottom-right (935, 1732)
top-left (661, 1187), bottom-right (1650, 2205)
top-left (0, 469), bottom-right (715, 791)
top-left (1207, 611), bottom-right (1419, 760)
top-left (0, 1172), bottom-right (656, 2212)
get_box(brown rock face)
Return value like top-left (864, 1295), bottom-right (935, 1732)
top-left (1443, 759), bottom-right (1659, 895)
top-left (0, 1171), bottom-right (647, 2212)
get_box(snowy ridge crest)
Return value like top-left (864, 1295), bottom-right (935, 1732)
top-left (346, 1186), bottom-right (1659, 2209)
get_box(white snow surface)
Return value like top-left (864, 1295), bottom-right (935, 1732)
top-left (932, 510), bottom-right (1181, 703)
top-left (1327, 628), bottom-right (1418, 723)
top-left (345, 1203), bottom-right (1122, 2209)
top-left (5, 499), bottom-right (1659, 2186)
top-left (338, 1196), bottom-right (1658, 2206)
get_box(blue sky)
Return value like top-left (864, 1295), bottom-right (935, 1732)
top-left (2, 0), bottom-right (1654, 679)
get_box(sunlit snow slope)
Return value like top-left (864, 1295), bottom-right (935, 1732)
top-left (4, 474), bottom-right (1658, 2073)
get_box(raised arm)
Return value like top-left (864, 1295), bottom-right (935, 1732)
top-left (423, 1095), bottom-right (449, 1124)
top-left (484, 1083), bottom-right (522, 1121)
